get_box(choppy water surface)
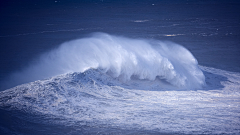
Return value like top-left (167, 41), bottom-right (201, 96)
top-left (0, 66), bottom-right (240, 134)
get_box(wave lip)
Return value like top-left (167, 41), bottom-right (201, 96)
top-left (3, 33), bottom-right (205, 90)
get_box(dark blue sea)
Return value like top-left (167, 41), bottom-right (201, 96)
top-left (0, 0), bottom-right (240, 134)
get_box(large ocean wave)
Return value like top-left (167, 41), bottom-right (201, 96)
top-left (1, 33), bottom-right (240, 134)
top-left (2, 33), bottom-right (205, 90)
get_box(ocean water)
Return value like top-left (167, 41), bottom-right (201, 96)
top-left (0, 0), bottom-right (240, 134)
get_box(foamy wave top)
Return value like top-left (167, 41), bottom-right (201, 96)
top-left (4, 33), bottom-right (205, 89)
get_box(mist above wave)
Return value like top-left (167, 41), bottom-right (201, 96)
top-left (3, 33), bottom-right (205, 90)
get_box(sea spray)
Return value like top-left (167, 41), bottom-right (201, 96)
top-left (2, 33), bottom-right (205, 90)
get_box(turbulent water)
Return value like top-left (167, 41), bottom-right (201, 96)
top-left (0, 65), bottom-right (240, 134)
top-left (0, 0), bottom-right (240, 135)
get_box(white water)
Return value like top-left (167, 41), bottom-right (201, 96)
top-left (3, 33), bottom-right (205, 90)
top-left (0, 66), bottom-right (239, 134)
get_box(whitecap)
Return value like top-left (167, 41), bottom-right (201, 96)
top-left (2, 33), bottom-right (205, 90)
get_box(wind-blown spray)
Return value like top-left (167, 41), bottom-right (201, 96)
top-left (2, 33), bottom-right (205, 90)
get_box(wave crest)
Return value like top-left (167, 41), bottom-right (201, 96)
top-left (4, 33), bottom-right (205, 90)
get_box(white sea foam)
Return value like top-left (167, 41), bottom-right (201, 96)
top-left (0, 66), bottom-right (239, 134)
top-left (2, 33), bottom-right (205, 90)
top-left (132, 20), bottom-right (149, 22)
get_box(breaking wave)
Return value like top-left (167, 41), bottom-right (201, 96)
top-left (2, 33), bottom-right (205, 90)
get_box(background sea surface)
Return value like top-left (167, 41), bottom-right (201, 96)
top-left (0, 0), bottom-right (239, 82)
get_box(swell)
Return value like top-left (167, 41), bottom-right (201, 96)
top-left (1, 33), bottom-right (205, 90)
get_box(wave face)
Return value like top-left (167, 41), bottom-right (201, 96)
top-left (3, 33), bottom-right (205, 90)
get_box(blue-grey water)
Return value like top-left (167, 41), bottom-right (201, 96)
top-left (0, 0), bottom-right (240, 134)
